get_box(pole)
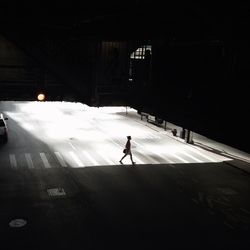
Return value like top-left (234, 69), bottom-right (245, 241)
top-left (164, 121), bottom-right (167, 131)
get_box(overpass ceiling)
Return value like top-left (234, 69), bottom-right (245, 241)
top-left (0, 2), bottom-right (249, 39)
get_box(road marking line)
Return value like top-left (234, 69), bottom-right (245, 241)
top-left (68, 142), bottom-right (76, 150)
top-left (108, 138), bottom-right (123, 149)
top-left (98, 153), bottom-right (114, 165)
top-left (54, 152), bottom-right (67, 167)
top-left (137, 151), bottom-right (160, 164)
top-left (167, 159), bottom-right (175, 164)
top-left (133, 141), bottom-right (143, 147)
top-left (154, 152), bottom-right (173, 163)
top-left (188, 147), bottom-right (217, 162)
top-left (140, 154), bottom-right (158, 164)
top-left (69, 151), bottom-right (84, 167)
top-left (25, 153), bottom-right (34, 169)
top-left (9, 154), bottom-right (17, 169)
top-left (181, 151), bottom-right (202, 163)
top-left (172, 153), bottom-right (189, 163)
top-left (133, 155), bottom-right (144, 164)
top-left (82, 151), bottom-right (98, 165)
top-left (40, 153), bottom-right (51, 168)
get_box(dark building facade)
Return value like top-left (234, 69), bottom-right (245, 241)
top-left (0, 2), bottom-right (249, 153)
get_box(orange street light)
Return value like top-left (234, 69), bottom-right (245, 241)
top-left (37, 93), bottom-right (46, 101)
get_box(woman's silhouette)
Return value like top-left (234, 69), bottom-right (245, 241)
top-left (119, 136), bottom-right (135, 165)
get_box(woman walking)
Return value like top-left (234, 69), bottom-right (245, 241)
top-left (119, 136), bottom-right (136, 165)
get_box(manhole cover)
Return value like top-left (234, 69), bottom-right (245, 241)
top-left (9, 219), bottom-right (27, 228)
top-left (47, 188), bottom-right (66, 196)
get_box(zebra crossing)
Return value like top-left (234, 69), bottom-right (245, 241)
top-left (1, 103), bottom-right (236, 172)
top-left (54, 151), bottom-right (67, 167)
top-left (3, 146), bottom-right (227, 170)
top-left (9, 154), bottom-right (17, 168)
top-left (25, 153), bottom-right (34, 169)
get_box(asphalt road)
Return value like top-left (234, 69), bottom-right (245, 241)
top-left (0, 101), bottom-right (250, 249)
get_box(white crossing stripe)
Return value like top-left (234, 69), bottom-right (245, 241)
top-left (100, 154), bottom-right (114, 165)
top-left (133, 155), bottom-right (144, 164)
top-left (69, 151), bottom-right (84, 167)
top-left (133, 140), bottom-right (142, 147)
top-left (40, 153), bottom-right (51, 168)
top-left (181, 151), bottom-right (202, 163)
top-left (97, 151), bottom-right (115, 165)
top-left (68, 142), bottom-right (76, 150)
top-left (172, 153), bottom-right (189, 163)
top-left (54, 152), bottom-right (67, 167)
top-left (133, 141), bottom-right (159, 163)
top-left (160, 153), bottom-right (175, 163)
top-left (188, 147), bottom-right (217, 162)
top-left (9, 154), bottom-right (17, 168)
top-left (137, 153), bottom-right (157, 164)
top-left (25, 153), bottom-right (34, 169)
top-left (82, 151), bottom-right (98, 165)
top-left (135, 153), bottom-right (158, 164)
top-left (146, 154), bottom-right (160, 164)
top-left (153, 152), bottom-right (173, 163)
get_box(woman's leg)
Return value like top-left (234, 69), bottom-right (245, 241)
top-left (120, 153), bottom-right (128, 162)
top-left (129, 152), bottom-right (135, 164)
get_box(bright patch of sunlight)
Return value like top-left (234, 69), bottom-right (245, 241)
top-left (6, 102), bottom-right (136, 143)
top-left (4, 101), bottom-right (233, 165)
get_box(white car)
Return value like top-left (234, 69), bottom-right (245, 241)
top-left (0, 113), bottom-right (8, 142)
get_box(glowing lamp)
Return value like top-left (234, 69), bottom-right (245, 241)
top-left (37, 93), bottom-right (45, 101)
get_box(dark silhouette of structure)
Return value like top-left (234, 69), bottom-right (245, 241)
top-left (0, 2), bottom-right (249, 153)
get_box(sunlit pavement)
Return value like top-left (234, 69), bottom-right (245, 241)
top-left (0, 101), bottom-right (236, 169)
top-left (0, 101), bottom-right (250, 250)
